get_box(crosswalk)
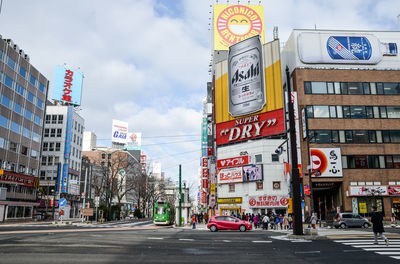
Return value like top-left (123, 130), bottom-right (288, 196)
top-left (333, 238), bottom-right (400, 260)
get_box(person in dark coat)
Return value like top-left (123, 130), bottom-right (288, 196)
top-left (371, 205), bottom-right (389, 246)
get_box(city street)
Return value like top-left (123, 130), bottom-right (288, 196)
top-left (0, 222), bottom-right (399, 263)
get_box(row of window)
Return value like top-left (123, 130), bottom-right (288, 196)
top-left (0, 114), bottom-right (40, 142)
top-left (306, 105), bottom-right (400, 119)
top-left (1, 94), bottom-right (42, 125)
top-left (41, 156), bottom-right (81, 171)
top-left (308, 130), bottom-right (400, 144)
top-left (304, 82), bottom-right (400, 95)
top-left (0, 137), bottom-right (38, 159)
top-left (45, 114), bottom-right (63, 124)
top-left (44, 128), bottom-right (62, 138)
top-left (342, 155), bottom-right (400, 169)
top-left (0, 158), bottom-right (37, 176)
top-left (0, 72), bottom-right (44, 109)
top-left (42, 141), bottom-right (82, 159)
top-left (0, 49), bottom-right (45, 92)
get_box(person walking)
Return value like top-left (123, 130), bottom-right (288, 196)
top-left (283, 214), bottom-right (289, 230)
top-left (192, 214), bottom-right (196, 229)
top-left (371, 205), bottom-right (389, 246)
top-left (204, 212), bottom-right (208, 224)
top-left (279, 214), bottom-right (284, 230)
top-left (262, 214), bottom-right (269, 230)
top-left (288, 215), bottom-right (293, 229)
top-left (310, 213), bottom-right (318, 229)
top-left (275, 215), bottom-right (279, 230)
top-left (245, 213), bottom-right (249, 222)
top-left (253, 214), bottom-right (259, 229)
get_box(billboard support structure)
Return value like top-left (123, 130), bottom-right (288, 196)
top-left (286, 66), bottom-right (303, 236)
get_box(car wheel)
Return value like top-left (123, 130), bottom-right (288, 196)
top-left (239, 225), bottom-right (246, 232)
top-left (363, 223), bottom-right (369, 228)
top-left (340, 223), bottom-right (346, 229)
top-left (210, 225), bottom-right (218, 232)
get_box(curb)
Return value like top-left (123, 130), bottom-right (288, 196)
top-left (287, 234), bottom-right (328, 240)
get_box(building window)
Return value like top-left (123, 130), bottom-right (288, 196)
top-left (29, 74), bottom-right (36, 87)
top-left (0, 115), bottom-right (9, 129)
top-left (41, 156), bottom-right (47, 165)
top-left (56, 129), bottom-right (62, 137)
top-left (40, 170), bottom-right (46, 179)
top-left (271, 154), bottom-right (279, 162)
top-left (33, 132), bottom-right (40, 143)
top-left (43, 142), bottom-right (48, 151)
top-left (13, 102), bottom-right (22, 115)
top-left (255, 154), bottom-right (262, 163)
top-left (256, 181), bottom-right (263, 190)
top-left (9, 142), bottom-right (18, 152)
top-left (58, 115), bottom-right (63, 124)
top-left (11, 121), bottom-right (21, 134)
top-left (36, 99), bottom-right (43, 109)
top-left (19, 66), bottom-right (27, 78)
top-left (50, 128), bottom-right (56, 137)
top-left (21, 146), bottom-right (28, 156)
top-left (44, 129), bottom-right (49, 137)
top-left (48, 156), bottom-right (53, 166)
top-left (15, 83), bottom-right (25, 96)
top-left (34, 115), bottom-right (41, 125)
top-left (31, 149), bottom-right (38, 159)
top-left (229, 183), bottom-right (235, 192)
top-left (39, 82), bottom-right (45, 93)
top-left (45, 115), bottom-right (51, 124)
top-left (49, 143), bottom-right (54, 151)
top-left (6, 55), bottom-right (15, 70)
top-left (25, 109), bottom-right (32, 121)
top-left (51, 115), bottom-right (57, 124)
top-left (55, 143), bottom-right (61, 151)
top-left (1, 95), bottom-right (11, 108)
top-left (4, 74), bottom-right (13, 88)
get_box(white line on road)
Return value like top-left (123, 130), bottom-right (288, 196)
top-left (376, 252), bottom-right (400, 255)
top-left (391, 256), bottom-right (400, 259)
top-left (363, 248), bottom-right (400, 251)
top-left (352, 245), bottom-right (400, 248)
top-left (179, 239), bottom-right (194, 241)
top-left (334, 239), bottom-right (400, 243)
top-left (252, 241), bottom-right (272, 243)
top-left (295, 251), bottom-right (320, 254)
top-left (147, 237), bottom-right (164, 240)
top-left (342, 242), bottom-right (400, 245)
top-left (222, 240), bottom-right (231, 243)
top-left (291, 240), bottom-right (312, 243)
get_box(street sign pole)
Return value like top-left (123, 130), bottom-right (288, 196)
top-left (179, 164), bottom-right (182, 227)
top-left (82, 167), bottom-right (88, 222)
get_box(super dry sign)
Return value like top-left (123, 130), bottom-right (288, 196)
top-left (216, 109), bottom-right (284, 145)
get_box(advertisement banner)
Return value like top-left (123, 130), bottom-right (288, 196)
top-left (202, 157), bottom-right (209, 168)
top-left (217, 167), bottom-right (243, 184)
top-left (352, 197), bottom-right (358, 214)
top-left (202, 179), bottom-right (209, 189)
top-left (243, 164), bottom-right (263, 182)
top-left (310, 148), bottom-right (343, 177)
top-left (216, 109), bottom-right (285, 145)
top-left (350, 186), bottom-right (388, 196)
top-left (111, 120), bottom-right (128, 144)
top-left (217, 197), bottom-right (242, 204)
top-left (388, 186), bottom-right (400, 196)
top-left (215, 39), bottom-right (283, 125)
top-left (52, 66), bottom-right (83, 106)
top-left (248, 195), bottom-right (289, 208)
top-left (64, 106), bottom-right (74, 160)
top-left (0, 170), bottom-right (39, 187)
top-left (217, 156), bottom-right (250, 169)
top-left (213, 4), bottom-right (265, 50)
top-left (61, 164), bottom-right (69, 193)
top-left (124, 132), bottom-right (141, 150)
top-left (291, 92), bottom-right (302, 165)
top-left (210, 183), bottom-right (216, 194)
top-left (201, 190), bottom-right (207, 204)
top-left (202, 168), bottom-right (209, 179)
top-left (228, 36), bottom-right (265, 117)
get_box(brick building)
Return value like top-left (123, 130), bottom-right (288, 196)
top-left (282, 29), bottom-right (400, 221)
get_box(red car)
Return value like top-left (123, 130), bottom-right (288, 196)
top-left (207, 216), bottom-right (252, 232)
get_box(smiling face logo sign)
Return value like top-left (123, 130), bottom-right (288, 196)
top-left (214, 5), bottom-right (265, 50)
top-left (310, 149), bottom-right (328, 175)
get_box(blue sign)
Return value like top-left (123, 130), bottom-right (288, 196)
top-left (61, 164), bottom-right (69, 193)
top-left (327, 36), bottom-right (372, 60)
top-left (51, 66), bottom-right (83, 106)
top-left (56, 163), bottom-right (62, 193)
top-left (59, 198), bottom-right (67, 207)
top-left (64, 106), bottom-right (74, 160)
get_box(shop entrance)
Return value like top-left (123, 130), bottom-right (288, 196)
top-left (220, 206), bottom-right (241, 216)
top-left (392, 198), bottom-right (400, 221)
top-left (312, 182), bottom-right (342, 222)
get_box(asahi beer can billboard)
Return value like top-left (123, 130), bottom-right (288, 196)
top-left (228, 35), bottom-right (265, 117)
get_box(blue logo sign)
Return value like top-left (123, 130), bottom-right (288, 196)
top-left (113, 131), bottom-right (127, 140)
top-left (61, 164), bottom-right (69, 193)
top-left (327, 36), bottom-right (372, 60)
top-left (51, 66), bottom-right (83, 106)
top-left (59, 198), bottom-right (67, 207)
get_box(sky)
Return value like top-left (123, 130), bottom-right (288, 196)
top-left (0, 0), bottom-right (399, 197)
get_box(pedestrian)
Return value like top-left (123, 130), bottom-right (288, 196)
top-left (242, 212), bottom-right (245, 220)
top-left (192, 214), bottom-right (196, 229)
top-left (237, 212), bottom-right (241, 219)
top-left (288, 215), bottom-right (293, 229)
top-left (283, 214), bottom-right (289, 230)
top-left (204, 212), bottom-right (208, 224)
top-left (279, 214), bottom-right (284, 230)
top-left (253, 214), bottom-right (259, 229)
top-left (262, 214), bottom-right (269, 230)
top-left (246, 213), bottom-right (249, 221)
top-left (371, 205), bottom-right (389, 246)
top-left (270, 215), bottom-right (275, 229)
top-left (275, 215), bottom-right (279, 230)
top-left (310, 213), bottom-right (317, 229)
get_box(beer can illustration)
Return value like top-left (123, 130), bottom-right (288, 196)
top-left (228, 35), bottom-right (265, 117)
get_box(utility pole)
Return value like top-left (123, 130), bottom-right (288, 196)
top-left (179, 164), bottom-right (182, 227)
top-left (286, 66), bottom-right (303, 236)
top-left (82, 167), bottom-right (88, 222)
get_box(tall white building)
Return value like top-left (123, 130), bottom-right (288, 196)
top-left (82, 131), bottom-right (96, 151)
top-left (40, 104), bottom-right (84, 218)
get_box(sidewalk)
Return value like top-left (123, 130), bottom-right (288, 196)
top-left (175, 223), bottom-right (208, 230)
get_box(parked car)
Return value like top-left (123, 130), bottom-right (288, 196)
top-left (333, 212), bottom-right (371, 228)
top-left (207, 216), bottom-right (252, 232)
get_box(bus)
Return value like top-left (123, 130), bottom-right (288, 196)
top-left (153, 202), bottom-right (173, 225)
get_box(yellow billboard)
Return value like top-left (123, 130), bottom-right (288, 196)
top-left (214, 39), bottom-right (283, 124)
top-left (213, 5), bottom-right (265, 51)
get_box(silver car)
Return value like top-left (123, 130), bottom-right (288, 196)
top-left (333, 213), bottom-right (371, 228)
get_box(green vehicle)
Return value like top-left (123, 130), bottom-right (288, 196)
top-left (153, 202), bottom-right (173, 225)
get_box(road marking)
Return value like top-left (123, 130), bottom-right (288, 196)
top-left (295, 251), bottom-right (320, 254)
top-left (352, 245), bottom-right (400, 248)
top-left (0, 243), bottom-right (118, 248)
top-left (179, 239), bottom-right (194, 241)
top-left (363, 248), bottom-right (400, 251)
top-left (147, 237), bottom-right (164, 240)
top-left (334, 239), bottom-right (400, 243)
top-left (391, 256), bottom-right (400, 259)
top-left (342, 242), bottom-right (400, 245)
top-left (291, 240), bottom-right (311, 243)
top-left (222, 240), bottom-right (231, 243)
top-left (376, 252), bottom-right (400, 255)
top-left (252, 241), bottom-right (272, 243)
top-left (343, 250), bottom-right (364, 252)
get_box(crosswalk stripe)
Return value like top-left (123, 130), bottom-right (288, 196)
top-left (391, 256), bottom-right (400, 259)
top-left (363, 248), bottom-right (400, 251)
top-left (343, 242), bottom-right (400, 245)
top-left (252, 241), bottom-right (272, 243)
top-left (334, 237), bottom-right (400, 259)
top-left (376, 252), bottom-right (400, 255)
top-left (291, 240), bottom-right (312, 243)
top-left (352, 245), bottom-right (400, 248)
top-left (334, 239), bottom-right (400, 243)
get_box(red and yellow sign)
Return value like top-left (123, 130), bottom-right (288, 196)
top-left (214, 5), bottom-right (265, 50)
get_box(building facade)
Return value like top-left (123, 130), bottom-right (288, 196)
top-left (0, 38), bottom-right (48, 221)
top-left (39, 104), bottom-right (84, 219)
top-left (282, 29), bottom-right (400, 221)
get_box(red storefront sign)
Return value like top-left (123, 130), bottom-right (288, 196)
top-left (202, 157), bottom-right (208, 168)
top-left (388, 186), bottom-right (400, 196)
top-left (0, 170), bottom-right (39, 187)
top-left (216, 109), bottom-right (285, 146)
top-left (201, 190), bottom-right (207, 204)
top-left (248, 195), bottom-right (289, 208)
top-left (202, 179), bottom-right (209, 189)
top-left (217, 156), bottom-right (251, 169)
top-left (202, 168), bottom-right (209, 179)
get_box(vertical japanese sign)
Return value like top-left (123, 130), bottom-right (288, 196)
top-left (64, 106), bottom-right (73, 160)
top-left (52, 66), bottom-right (83, 106)
top-left (61, 164), bottom-right (69, 193)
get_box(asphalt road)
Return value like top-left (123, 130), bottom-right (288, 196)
top-left (0, 224), bottom-right (398, 264)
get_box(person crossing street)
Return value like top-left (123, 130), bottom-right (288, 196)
top-left (371, 205), bottom-right (389, 246)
